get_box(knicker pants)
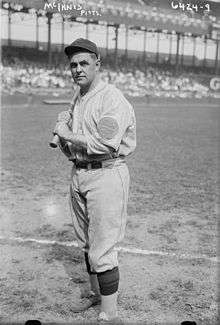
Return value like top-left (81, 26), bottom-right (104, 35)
top-left (69, 159), bottom-right (130, 273)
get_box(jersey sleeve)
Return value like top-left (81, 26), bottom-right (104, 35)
top-left (86, 86), bottom-right (133, 156)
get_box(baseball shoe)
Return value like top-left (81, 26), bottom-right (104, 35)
top-left (80, 289), bottom-right (100, 299)
top-left (98, 312), bottom-right (124, 324)
top-left (70, 293), bottom-right (101, 313)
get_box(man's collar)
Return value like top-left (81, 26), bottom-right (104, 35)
top-left (80, 74), bottom-right (100, 96)
top-left (79, 77), bottom-right (106, 101)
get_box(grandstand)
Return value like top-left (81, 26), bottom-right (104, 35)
top-left (1, 0), bottom-right (219, 72)
top-left (1, 0), bottom-right (220, 97)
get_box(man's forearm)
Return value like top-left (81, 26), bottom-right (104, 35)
top-left (54, 122), bottom-right (87, 150)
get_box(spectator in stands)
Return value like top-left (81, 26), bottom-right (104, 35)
top-left (1, 54), bottom-right (212, 98)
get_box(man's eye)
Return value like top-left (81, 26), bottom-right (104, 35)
top-left (81, 62), bottom-right (89, 66)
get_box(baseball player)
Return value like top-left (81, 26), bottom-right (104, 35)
top-left (53, 38), bottom-right (136, 322)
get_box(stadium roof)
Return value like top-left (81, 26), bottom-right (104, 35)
top-left (2, 0), bottom-right (214, 35)
top-left (4, 0), bottom-right (44, 10)
top-left (3, 0), bottom-right (220, 15)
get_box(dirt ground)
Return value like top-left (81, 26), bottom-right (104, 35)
top-left (0, 93), bottom-right (219, 324)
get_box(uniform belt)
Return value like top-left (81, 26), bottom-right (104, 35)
top-left (74, 160), bottom-right (103, 169)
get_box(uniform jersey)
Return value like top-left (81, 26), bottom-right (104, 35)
top-left (64, 79), bottom-right (137, 273)
top-left (68, 80), bottom-right (136, 162)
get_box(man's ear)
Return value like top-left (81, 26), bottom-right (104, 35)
top-left (95, 58), bottom-right (101, 70)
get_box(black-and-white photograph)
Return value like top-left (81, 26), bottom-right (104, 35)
top-left (0, 0), bottom-right (219, 324)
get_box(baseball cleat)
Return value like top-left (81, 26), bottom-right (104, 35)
top-left (70, 293), bottom-right (101, 313)
top-left (80, 289), bottom-right (100, 299)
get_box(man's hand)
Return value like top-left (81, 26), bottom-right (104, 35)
top-left (57, 110), bottom-right (72, 123)
top-left (59, 137), bottom-right (72, 158)
top-left (53, 122), bottom-right (73, 142)
top-left (54, 122), bottom-right (87, 150)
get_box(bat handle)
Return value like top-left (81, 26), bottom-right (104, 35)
top-left (49, 134), bottom-right (59, 148)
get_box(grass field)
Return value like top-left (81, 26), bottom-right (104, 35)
top-left (0, 93), bottom-right (219, 324)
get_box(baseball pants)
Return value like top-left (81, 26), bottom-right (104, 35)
top-left (69, 158), bottom-right (130, 273)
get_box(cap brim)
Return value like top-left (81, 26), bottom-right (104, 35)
top-left (64, 45), bottom-right (97, 57)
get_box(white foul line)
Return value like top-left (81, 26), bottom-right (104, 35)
top-left (0, 235), bottom-right (218, 263)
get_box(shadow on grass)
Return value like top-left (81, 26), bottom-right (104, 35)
top-left (44, 243), bottom-right (88, 287)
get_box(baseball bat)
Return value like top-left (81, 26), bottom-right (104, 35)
top-left (49, 86), bottom-right (80, 148)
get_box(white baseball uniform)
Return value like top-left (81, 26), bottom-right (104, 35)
top-left (65, 80), bottom-right (136, 273)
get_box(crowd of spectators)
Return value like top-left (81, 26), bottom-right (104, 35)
top-left (1, 55), bottom-right (216, 98)
top-left (101, 67), bottom-right (210, 98)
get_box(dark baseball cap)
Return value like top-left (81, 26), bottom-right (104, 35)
top-left (64, 38), bottom-right (99, 58)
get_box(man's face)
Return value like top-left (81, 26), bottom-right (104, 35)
top-left (69, 52), bottom-right (99, 88)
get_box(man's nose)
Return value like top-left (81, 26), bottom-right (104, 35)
top-left (76, 64), bottom-right (82, 73)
